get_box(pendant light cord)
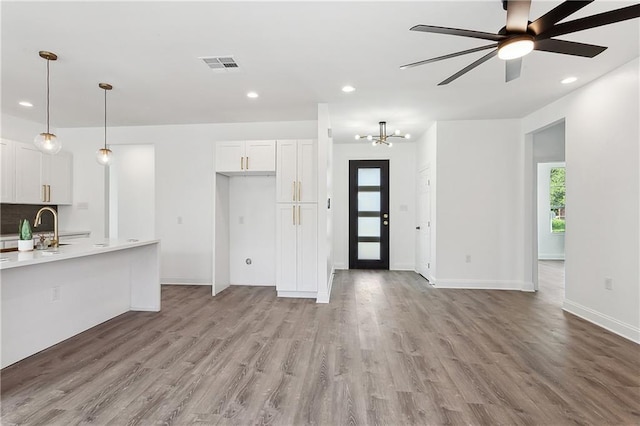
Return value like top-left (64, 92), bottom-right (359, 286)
top-left (46, 58), bottom-right (50, 134)
top-left (104, 88), bottom-right (107, 149)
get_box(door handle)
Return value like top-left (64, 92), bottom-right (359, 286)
top-left (416, 226), bottom-right (421, 230)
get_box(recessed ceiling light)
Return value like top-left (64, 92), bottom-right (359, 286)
top-left (561, 76), bottom-right (577, 84)
top-left (19, 101), bottom-right (33, 107)
top-left (342, 85), bottom-right (356, 93)
top-left (247, 91), bottom-right (259, 98)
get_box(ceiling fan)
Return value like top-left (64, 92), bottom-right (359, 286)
top-left (401, 0), bottom-right (640, 85)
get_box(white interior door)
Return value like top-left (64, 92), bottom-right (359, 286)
top-left (416, 167), bottom-right (431, 279)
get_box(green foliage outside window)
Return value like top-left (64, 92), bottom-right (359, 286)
top-left (550, 167), bottom-right (565, 233)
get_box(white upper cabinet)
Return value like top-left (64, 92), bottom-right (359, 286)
top-left (276, 139), bottom-right (316, 203)
top-left (215, 140), bottom-right (275, 175)
top-left (46, 152), bottom-right (73, 205)
top-left (15, 143), bottom-right (44, 204)
top-left (0, 139), bottom-right (16, 202)
top-left (13, 142), bottom-right (72, 205)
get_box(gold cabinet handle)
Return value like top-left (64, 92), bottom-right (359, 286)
top-left (42, 185), bottom-right (47, 202)
top-left (292, 181), bottom-right (296, 201)
top-left (292, 206), bottom-right (296, 225)
top-left (240, 157), bottom-right (244, 170)
top-left (298, 181), bottom-right (301, 201)
top-left (298, 205), bottom-right (301, 225)
top-left (47, 185), bottom-right (51, 202)
top-left (246, 156), bottom-right (249, 170)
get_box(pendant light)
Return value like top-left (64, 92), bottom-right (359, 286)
top-left (96, 83), bottom-right (113, 166)
top-left (34, 51), bottom-right (62, 154)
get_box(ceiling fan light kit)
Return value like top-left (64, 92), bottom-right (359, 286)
top-left (402, 0), bottom-right (640, 85)
top-left (355, 121), bottom-right (410, 147)
top-left (497, 34), bottom-right (534, 60)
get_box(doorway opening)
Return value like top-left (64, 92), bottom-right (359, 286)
top-left (531, 121), bottom-right (565, 299)
top-left (348, 160), bottom-right (389, 269)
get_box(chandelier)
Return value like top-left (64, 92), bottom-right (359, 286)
top-left (355, 121), bottom-right (411, 147)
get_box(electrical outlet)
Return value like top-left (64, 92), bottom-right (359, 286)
top-left (51, 286), bottom-right (60, 302)
top-left (465, 255), bottom-right (471, 263)
top-left (605, 278), bottom-right (613, 290)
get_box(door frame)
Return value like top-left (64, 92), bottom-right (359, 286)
top-left (348, 159), bottom-right (390, 269)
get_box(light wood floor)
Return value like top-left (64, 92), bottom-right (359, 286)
top-left (2, 262), bottom-right (639, 425)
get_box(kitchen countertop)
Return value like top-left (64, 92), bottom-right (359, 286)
top-left (0, 230), bottom-right (91, 242)
top-left (0, 238), bottom-right (160, 270)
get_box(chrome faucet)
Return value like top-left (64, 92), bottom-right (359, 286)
top-left (34, 207), bottom-right (59, 248)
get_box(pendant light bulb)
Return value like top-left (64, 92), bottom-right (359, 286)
top-left (34, 51), bottom-right (62, 154)
top-left (97, 83), bottom-right (114, 166)
top-left (96, 148), bottom-right (113, 165)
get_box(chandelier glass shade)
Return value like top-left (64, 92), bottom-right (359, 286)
top-left (96, 83), bottom-right (114, 166)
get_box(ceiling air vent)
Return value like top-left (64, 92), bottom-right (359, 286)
top-left (200, 56), bottom-right (240, 73)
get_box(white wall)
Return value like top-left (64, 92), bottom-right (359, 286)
top-left (316, 104), bottom-right (333, 303)
top-left (523, 58), bottom-right (639, 342)
top-left (433, 120), bottom-right (525, 289)
top-left (333, 141), bottom-right (417, 271)
top-left (537, 162), bottom-right (565, 260)
top-left (0, 114), bottom-right (43, 142)
top-left (109, 144), bottom-right (155, 241)
top-left (57, 120), bottom-right (317, 285)
top-left (228, 176), bottom-right (276, 286)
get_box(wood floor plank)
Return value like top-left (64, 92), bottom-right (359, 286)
top-left (2, 263), bottom-right (639, 425)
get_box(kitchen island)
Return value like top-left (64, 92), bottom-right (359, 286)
top-left (0, 238), bottom-right (160, 368)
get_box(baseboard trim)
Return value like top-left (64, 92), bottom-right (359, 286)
top-left (390, 263), bottom-right (416, 271)
top-left (563, 299), bottom-right (640, 344)
top-left (434, 278), bottom-right (530, 291)
top-left (333, 262), bottom-right (348, 270)
top-left (277, 290), bottom-right (317, 299)
top-left (230, 283), bottom-right (275, 287)
top-left (538, 254), bottom-right (565, 260)
top-left (316, 268), bottom-right (335, 304)
top-left (161, 279), bottom-right (211, 286)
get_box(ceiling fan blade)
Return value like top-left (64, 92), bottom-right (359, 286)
top-left (410, 24), bottom-right (506, 41)
top-left (538, 4), bottom-right (640, 39)
top-left (438, 49), bottom-right (498, 85)
top-left (506, 0), bottom-right (532, 33)
top-left (505, 58), bottom-right (522, 82)
top-left (535, 38), bottom-right (607, 58)
top-left (400, 44), bottom-right (498, 69)
top-left (528, 0), bottom-right (593, 35)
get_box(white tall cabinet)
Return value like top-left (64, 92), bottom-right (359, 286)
top-left (275, 139), bottom-right (318, 298)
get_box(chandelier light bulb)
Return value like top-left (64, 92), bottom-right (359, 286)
top-left (394, 129), bottom-right (401, 135)
top-left (367, 135), bottom-right (373, 141)
top-left (405, 134), bottom-right (411, 139)
top-left (388, 142), bottom-right (393, 147)
top-left (372, 140), bottom-right (377, 146)
top-left (355, 135), bottom-right (361, 140)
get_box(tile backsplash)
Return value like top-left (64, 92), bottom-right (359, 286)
top-left (1, 204), bottom-right (57, 235)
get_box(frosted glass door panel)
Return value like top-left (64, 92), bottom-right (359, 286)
top-left (358, 243), bottom-right (380, 260)
top-left (358, 217), bottom-right (380, 237)
top-left (358, 192), bottom-right (380, 211)
top-left (358, 168), bottom-right (380, 186)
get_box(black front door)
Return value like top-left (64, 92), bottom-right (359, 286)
top-left (349, 160), bottom-right (390, 269)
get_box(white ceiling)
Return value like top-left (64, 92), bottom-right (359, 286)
top-left (2, 1), bottom-right (638, 144)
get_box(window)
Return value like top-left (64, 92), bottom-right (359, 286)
top-left (550, 167), bottom-right (565, 233)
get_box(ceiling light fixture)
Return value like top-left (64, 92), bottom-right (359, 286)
top-left (247, 91), bottom-right (259, 98)
top-left (19, 101), bottom-right (33, 107)
top-left (34, 51), bottom-right (62, 154)
top-left (355, 121), bottom-right (410, 147)
top-left (342, 85), bottom-right (356, 93)
top-left (561, 76), bottom-right (577, 84)
top-left (96, 83), bottom-right (114, 166)
top-left (497, 34), bottom-right (535, 60)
